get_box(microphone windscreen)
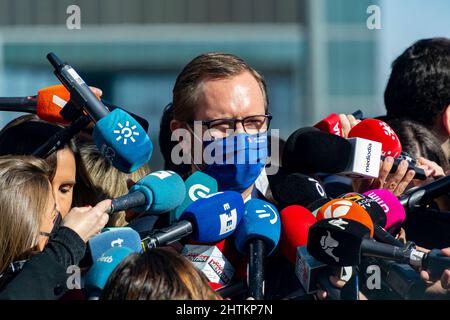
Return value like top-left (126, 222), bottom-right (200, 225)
top-left (92, 108), bottom-right (153, 173)
top-left (36, 85), bottom-right (71, 125)
top-left (180, 191), bottom-right (245, 243)
top-left (348, 119), bottom-right (402, 158)
top-left (279, 205), bottom-right (317, 264)
top-left (363, 189), bottom-right (406, 234)
top-left (234, 199), bottom-right (281, 256)
top-left (84, 246), bottom-right (134, 292)
top-left (283, 128), bottom-right (352, 174)
top-left (88, 228), bottom-right (142, 262)
top-left (271, 173), bottom-right (328, 209)
top-left (307, 218), bottom-right (370, 266)
top-left (314, 113), bottom-right (343, 136)
top-left (173, 172), bottom-right (218, 221)
top-left (130, 170), bottom-right (186, 214)
top-left (316, 199), bottom-right (374, 237)
top-left (339, 192), bottom-right (387, 228)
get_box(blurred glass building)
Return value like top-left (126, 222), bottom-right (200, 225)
top-left (0, 0), bottom-right (426, 170)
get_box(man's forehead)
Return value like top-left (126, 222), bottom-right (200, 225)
top-left (194, 72), bottom-right (266, 119)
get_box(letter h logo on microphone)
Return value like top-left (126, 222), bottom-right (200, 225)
top-left (219, 203), bottom-right (237, 236)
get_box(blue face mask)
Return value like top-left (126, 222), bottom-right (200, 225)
top-left (200, 132), bottom-right (268, 192)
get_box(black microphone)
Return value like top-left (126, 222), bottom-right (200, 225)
top-left (271, 172), bottom-right (329, 210)
top-left (308, 218), bottom-right (450, 279)
top-left (32, 115), bottom-right (90, 158)
top-left (283, 128), bottom-right (382, 179)
top-left (382, 155), bottom-right (427, 181)
top-left (0, 96), bottom-right (37, 113)
top-left (361, 257), bottom-right (426, 300)
top-left (399, 175), bottom-right (450, 212)
top-left (47, 52), bottom-right (109, 122)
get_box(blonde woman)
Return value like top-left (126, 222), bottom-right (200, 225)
top-left (79, 142), bottom-right (151, 227)
top-left (0, 156), bottom-right (111, 300)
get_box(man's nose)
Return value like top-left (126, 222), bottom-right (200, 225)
top-left (234, 121), bottom-right (246, 134)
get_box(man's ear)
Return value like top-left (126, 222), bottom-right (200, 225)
top-left (170, 119), bottom-right (185, 134)
top-left (443, 105), bottom-right (450, 135)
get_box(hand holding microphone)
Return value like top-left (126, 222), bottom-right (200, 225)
top-left (62, 199), bottom-right (111, 243)
top-left (421, 248), bottom-right (450, 296)
top-left (353, 156), bottom-right (417, 197)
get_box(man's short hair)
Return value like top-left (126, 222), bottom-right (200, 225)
top-left (384, 38), bottom-right (450, 127)
top-left (172, 53), bottom-right (268, 122)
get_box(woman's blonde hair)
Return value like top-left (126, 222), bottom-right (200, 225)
top-left (79, 142), bottom-right (151, 227)
top-left (0, 156), bottom-right (52, 273)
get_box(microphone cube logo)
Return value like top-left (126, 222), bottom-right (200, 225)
top-left (113, 121), bottom-right (140, 145)
top-left (256, 204), bottom-right (278, 225)
top-left (322, 200), bottom-right (353, 219)
top-left (188, 184), bottom-right (211, 201)
top-left (320, 231), bottom-right (340, 263)
top-left (219, 208), bottom-right (238, 235)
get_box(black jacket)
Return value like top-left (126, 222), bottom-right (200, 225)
top-left (0, 226), bottom-right (86, 300)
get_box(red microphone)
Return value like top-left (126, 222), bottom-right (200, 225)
top-left (315, 198), bottom-right (375, 238)
top-left (0, 85), bottom-right (102, 125)
top-left (314, 110), bottom-right (364, 137)
top-left (279, 205), bottom-right (317, 264)
top-left (314, 113), bottom-right (343, 137)
top-left (348, 118), bottom-right (402, 158)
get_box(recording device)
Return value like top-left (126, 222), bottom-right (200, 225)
top-left (399, 175), bottom-right (450, 212)
top-left (308, 218), bottom-right (450, 278)
top-left (46, 52), bottom-right (152, 173)
top-left (348, 119), bottom-right (426, 180)
top-left (283, 128), bottom-right (382, 179)
top-left (109, 170), bottom-right (186, 214)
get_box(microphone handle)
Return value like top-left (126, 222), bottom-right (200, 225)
top-left (376, 259), bottom-right (426, 299)
top-left (47, 52), bottom-right (109, 122)
top-left (0, 96), bottom-right (37, 113)
top-left (361, 239), bottom-right (410, 264)
top-left (352, 110), bottom-right (363, 120)
top-left (110, 191), bottom-right (147, 214)
top-left (151, 220), bottom-right (193, 248)
top-left (248, 239), bottom-right (265, 300)
top-left (382, 156), bottom-right (426, 180)
top-left (423, 249), bottom-right (450, 279)
top-left (32, 115), bottom-right (90, 158)
top-left (374, 225), bottom-right (405, 248)
top-left (317, 269), bottom-right (342, 300)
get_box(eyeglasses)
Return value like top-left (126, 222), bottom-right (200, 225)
top-left (192, 114), bottom-right (272, 139)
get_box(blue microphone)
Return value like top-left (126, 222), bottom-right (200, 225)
top-left (88, 228), bottom-right (142, 262)
top-left (84, 246), bottom-right (134, 299)
top-left (141, 191), bottom-right (245, 249)
top-left (172, 172), bottom-right (218, 222)
top-left (234, 199), bottom-right (281, 300)
top-left (109, 170), bottom-right (186, 214)
top-left (92, 108), bottom-right (153, 173)
top-left (46, 52), bottom-right (153, 173)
